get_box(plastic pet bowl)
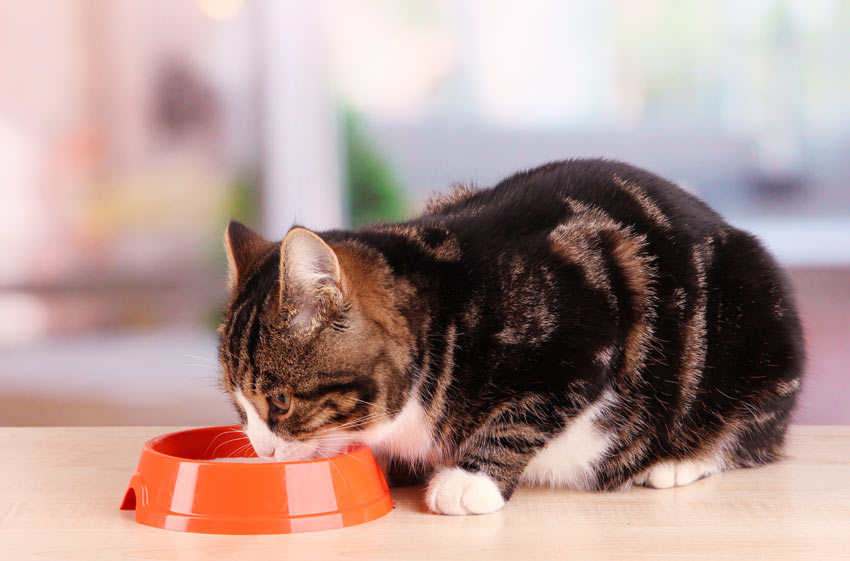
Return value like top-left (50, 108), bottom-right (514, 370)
top-left (120, 426), bottom-right (393, 534)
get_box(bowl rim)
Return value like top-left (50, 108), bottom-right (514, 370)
top-left (143, 425), bottom-right (367, 466)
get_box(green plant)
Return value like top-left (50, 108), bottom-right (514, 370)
top-left (344, 112), bottom-right (409, 227)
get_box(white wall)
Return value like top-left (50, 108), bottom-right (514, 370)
top-left (258, 0), bottom-right (344, 238)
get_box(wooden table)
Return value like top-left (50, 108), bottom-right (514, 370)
top-left (1, 426), bottom-right (848, 560)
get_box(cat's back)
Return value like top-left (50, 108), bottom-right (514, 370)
top-left (423, 159), bottom-right (724, 247)
top-left (418, 159), bottom-right (803, 492)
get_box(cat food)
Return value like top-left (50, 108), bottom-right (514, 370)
top-left (209, 456), bottom-right (276, 463)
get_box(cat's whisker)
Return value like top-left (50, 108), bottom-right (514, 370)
top-left (218, 347), bottom-right (241, 362)
top-left (336, 411), bottom-right (391, 426)
top-left (351, 397), bottom-right (382, 408)
top-left (318, 444), bottom-right (368, 465)
top-left (329, 416), bottom-right (388, 432)
top-left (211, 435), bottom-right (248, 454)
top-left (312, 419), bottom-right (385, 437)
top-left (186, 376), bottom-right (229, 391)
top-left (225, 443), bottom-right (255, 459)
top-left (183, 354), bottom-right (219, 365)
top-left (209, 434), bottom-right (251, 458)
top-left (200, 429), bottom-right (246, 457)
top-left (310, 438), bottom-right (360, 448)
top-left (313, 445), bottom-right (350, 493)
top-left (311, 413), bottom-right (390, 435)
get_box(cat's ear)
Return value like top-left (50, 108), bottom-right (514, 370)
top-left (279, 227), bottom-right (344, 332)
top-left (224, 220), bottom-right (272, 289)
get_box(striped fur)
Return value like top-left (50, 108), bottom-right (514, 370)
top-left (218, 158), bottom-right (805, 514)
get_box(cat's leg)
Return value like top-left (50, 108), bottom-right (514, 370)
top-left (375, 452), bottom-right (429, 487)
top-left (425, 417), bottom-right (545, 515)
top-left (634, 458), bottom-right (720, 489)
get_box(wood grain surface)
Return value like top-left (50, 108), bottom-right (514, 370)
top-left (1, 425), bottom-right (847, 560)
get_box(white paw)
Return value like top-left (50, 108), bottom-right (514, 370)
top-left (639, 460), bottom-right (717, 489)
top-left (425, 467), bottom-right (506, 515)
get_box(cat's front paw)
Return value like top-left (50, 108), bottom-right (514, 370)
top-left (636, 459), bottom-right (718, 489)
top-left (425, 467), bottom-right (506, 515)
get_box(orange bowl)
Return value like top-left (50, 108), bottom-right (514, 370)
top-left (120, 426), bottom-right (393, 534)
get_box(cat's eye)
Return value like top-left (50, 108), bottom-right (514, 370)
top-left (269, 393), bottom-right (292, 415)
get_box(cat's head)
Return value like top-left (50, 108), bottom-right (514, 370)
top-left (217, 221), bottom-right (415, 461)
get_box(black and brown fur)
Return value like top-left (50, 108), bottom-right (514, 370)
top-left (219, 158), bottom-right (804, 500)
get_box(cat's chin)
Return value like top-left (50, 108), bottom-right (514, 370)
top-left (267, 434), bottom-right (358, 462)
top-left (267, 441), bottom-right (318, 462)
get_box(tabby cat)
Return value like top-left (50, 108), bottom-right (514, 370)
top-left (218, 159), bottom-right (804, 515)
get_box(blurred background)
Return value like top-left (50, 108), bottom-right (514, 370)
top-left (1, 0), bottom-right (848, 426)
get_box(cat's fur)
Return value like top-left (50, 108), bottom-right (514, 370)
top-left (218, 159), bottom-right (804, 515)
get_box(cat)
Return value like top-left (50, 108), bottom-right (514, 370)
top-left (218, 158), bottom-right (804, 515)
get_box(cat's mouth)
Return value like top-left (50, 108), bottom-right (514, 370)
top-left (250, 432), bottom-right (358, 462)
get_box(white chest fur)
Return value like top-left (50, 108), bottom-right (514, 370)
top-left (359, 399), bottom-right (443, 465)
top-left (520, 391), bottom-right (616, 490)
